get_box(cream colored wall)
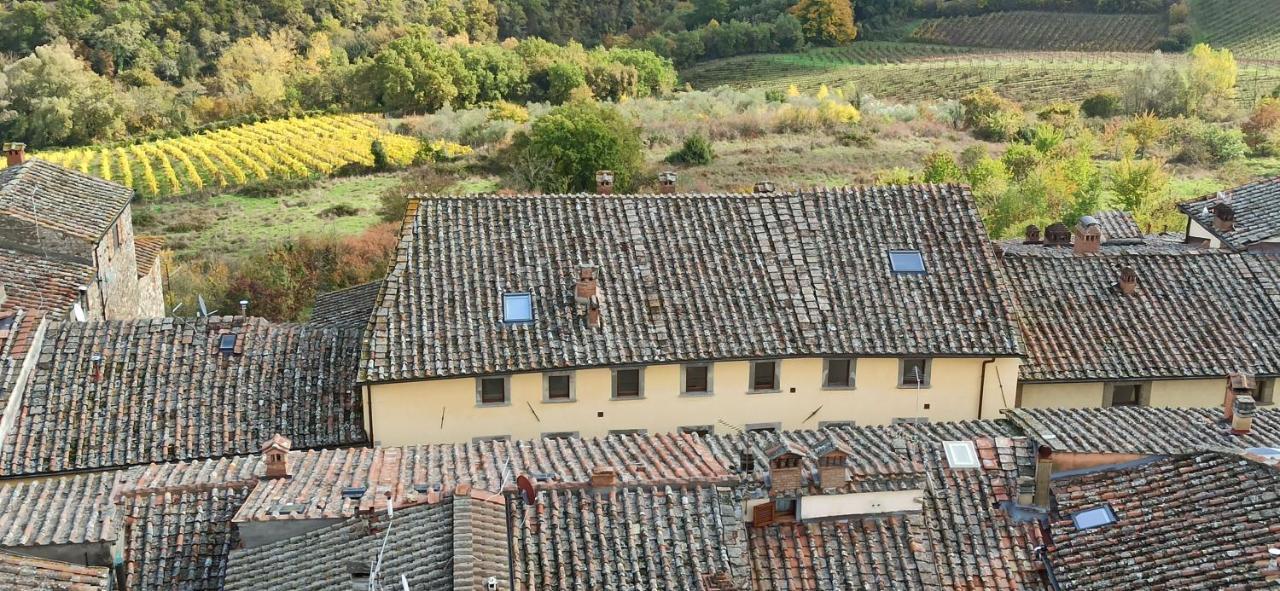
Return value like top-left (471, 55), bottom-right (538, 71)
top-left (1186, 219), bottom-right (1221, 248)
top-left (1020, 378), bottom-right (1226, 409)
top-left (1019, 382), bottom-right (1105, 408)
top-left (366, 356), bottom-right (1022, 445)
top-left (1149, 379), bottom-right (1225, 407)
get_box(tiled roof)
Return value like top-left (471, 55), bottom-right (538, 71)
top-left (0, 159), bottom-right (133, 242)
top-left (509, 484), bottom-right (749, 590)
top-left (363, 186), bottom-right (1024, 382)
top-left (0, 471), bottom-right (120, 548)
top-left (133, 236), bottom-right (164, 276)
top-left (0, 316), bottom-right (366, 476)
top-left (1002, 250), bottom-right (1280, 381)
top-left (700, 421), bottom-right (1019, 492)
top-left (225, 493), bottom-right (490, 591)
top-left (0, 246), bottom-right (93, 314)
top-left (1049, 452), bottom-right (1280, 589)
top-left (309, 280), bottom-right (380, 329)
top-left (1005, 406), bottom-right (1280, 454)
top-left (749, 516), bottom-right (925, 590)
top-left (0, 550), bottom-right (111, 591)
top-left (1179, 176), bottom-right (1280, 250)
top-left (1092, 210), bottom-right (1143, 243)
top-left (234, 432), bottom-right (732, 523)
top-left (118, 485), bottom-right (251, 591)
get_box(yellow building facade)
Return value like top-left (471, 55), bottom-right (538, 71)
top-left (1018, 378), bottom-right (1275, 410)
top-left (365, 356), bottom-right (1021, 445)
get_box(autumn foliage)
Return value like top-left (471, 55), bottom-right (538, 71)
top-left (789, 0), bottom-right (857, 46)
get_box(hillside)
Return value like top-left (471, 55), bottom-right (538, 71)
top-left (1191, 0), bottom-right (1280, 60)
top-left (910, 11), bottom-right (1168, 52)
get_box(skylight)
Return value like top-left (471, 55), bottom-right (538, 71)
top-left (1071, 505), bottom-right (1117, 531)
top-left (888, 250), bottom-right (926, 274)
top-left (218, 334), bottom-right (237, 352)
top-left (943, 441), bottom-right (980, 469)
top-left (503, 292), bottom-right (533, 324)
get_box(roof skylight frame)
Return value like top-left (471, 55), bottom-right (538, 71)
top-left (888, 249), bottom-right (926, 274)
top-left (942, 441), bottom-right (980, 469)
top-left (502, 292), bottom-right (534, 324)
top-left (218, 333), bottom-right (237, 352)
top-left (1071, 504), bottom-right (1117, 531)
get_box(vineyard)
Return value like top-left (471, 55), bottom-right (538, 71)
top-left (35, 115), bottom-right (438, 199)
top-left (683, 50), bottom-right (1280, 105)
top-left (1191, 0), bottom-right (1280, 60)
top-left (910, 11), bottom-right (1166, 52)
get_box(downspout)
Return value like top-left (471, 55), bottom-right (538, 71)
top-left (1035, 545), bottom-right (1064, 591)
top-left (977, 357), bottom-right (995, 420)
top-left (506, 495), bottom-right (518, 591)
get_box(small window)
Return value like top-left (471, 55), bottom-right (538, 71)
top-left (679, 425), bottom-right (714, 436)
top-left (609, 429), bottom-right (647, 436)
top-left (750, 361), bottom-right (779, 392)
top-left (1071, 505), bottom-right (1117, 531)
top-left (1108, 383), bottom-right (1144, 407)
top-left (477, 376), bottom-right (509, 405)
top-left (502, 292), bottom-right (533, 324)
top-left (682, 364), bottom-right (712, 395)
top-left (218, 334), bottom-right (237, 353)
top-left (544, 372), bottom-right (574, 402)
top-left (613, 368), bottom-right (643, 399)
top-left (899, 358), bottom-right (930, 388)
top-left (823, 358), bottom-right (855, 389)
top-left (1258, 380), bottom-right (1275, 405)
top-left (472, 434), bottom-right (511, 444)
top-left (542, 431), bottom-right (578, 440)
top-left (745, 422), bottom-right (780, 434)
top-left (943, 441), bottom-right (980, 469)
top-left (819, 421), bottom-right (854, 429)
top-left (888, 250), bottom-right (925, 274)
top-left (891, 417), bottom-right (929, 425)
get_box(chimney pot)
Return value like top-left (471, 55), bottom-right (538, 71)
top-left (1032, 445), bottom-right (1052, 507)
top-left (595, 170), bottom-right (614, 195)
top-left (574, 264), bottom-right (602, 328)
top-left (4, 143), bottom-right (25, 167)
top-left (753, 181), bottom-right (775, 194)
top-left (590, 465), bottom-right (618, 488)
top-left (1023, 225), bottom-right (1042, 245)
top-left (1212, 202), bottom-right (1235, 233)
top-left (1073, 217), bottom-right (1101, 255)
top-left (658, 171), bottom-right (677, 194)
top-left (239, 300), bottom-right (249, 316)
top-left (260, 434), bottom-right (293, 479)
top-left (1117, 266), bottom-right (1138, 295)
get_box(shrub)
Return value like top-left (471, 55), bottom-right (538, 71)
top-left (960, 88), bottom-right (1023, 141)
top-left (1001, 144), bottom-right (1040, 182)
top-left (1169, 118), bottom-right (1247, 164)
top-left (1123, 112), bottom-right (1168, 157)
top-left (371, 139), bottom-right (391, 171)
top-left (875, 167), bottom-right (914, 185)
top-left (765, 89), bottom-right (787, 103)
top-left (665, 133), bottom-right (716, 165)
top-left (511, 99), bottom-right (644, 192)
top-left (318, 204), bottom-right (361, 218)
top-left (1030, 123), bottom-right (1065, 154)
top-left (1081, 93), bottom-right (1123, 119)
top-left (488, 100), bottom-right (530, 123)
top-left (238, 177), bottom-right (318, 198)
top-left (1037, 102), bottom-right (1080, 130)
top-left (921, 150), bottom-right (963, 183)
top-left (1242, 98), bottom-right (1280, 157)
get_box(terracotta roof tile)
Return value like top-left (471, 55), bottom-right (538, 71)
top-left (0, 549), bottom-right (111, 591)
top-left (0, 159), bottom-right (133, 243)
top-left (363, 186), bottom-right (1024, 382)
top-left (309, 280), bottom-right (380, 329)
top-left (1179, 176), bottom-right (1280, 250)
top-left (0, 316), bottom-right (366, 476)
top-left (118, 485), bottom-right (251, 591)
top-left (0, 471), bottom-right (119, 548)
top-left (749, 517), bottom-right (925, 590)
top-left (1006, 406), bottom-right (1280, 454)
top-left (1092, 210), bottom-right (1143, 243)
top-left (132, 236), bottom-right (164, 277)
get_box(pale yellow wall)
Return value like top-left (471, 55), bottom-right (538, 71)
top-left (1149, 378), bottom-right (1226, 408)
top-left (1188, 218), bottom-right (1280, 249)
top-left (1019, 382), bottom-right (1105, 409)
top-left (366, 356), bottom-right (1022, 445)
top-left (1020, 378), bottom-right (1227, 409)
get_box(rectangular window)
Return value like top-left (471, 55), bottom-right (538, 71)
top-left (1108, 383), bottom-right (1144, 407)
top-left (750, 361), bottom-right (779, 392)
top-left (679, 425), bottom-right (714, 436)
top-left (544, 372), bottom-right (574, 402)
top-left (502, 292), bottom-right (533, 324)
top-left (823, 358), bottom-right (855, 389)
top-left (1257, 379), bottom-right (1275, 405)
top-left (609, 429), bottom-right (647, 436)
top-left (612, 368), bottom-right (643, 399)
top-left (899, 358), bottom-right (930, 388)
top-left (888, 250), bottom-right (926, 274)
top-left (472, 434), bottom-right (511, 444)
top-left (541, 431), bottom-right (578, 440)
top-left (476, 376), bottom-right (509, 405)
top-left (745, 422), bottom-right (781, 434)
top-left (682, 364), bottom-right (712, 395)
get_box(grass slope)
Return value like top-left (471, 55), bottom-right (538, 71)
top-left (1191, 0), bottom-right (1280, 60)
top-left (911, 11), bottom-right (1167, 52)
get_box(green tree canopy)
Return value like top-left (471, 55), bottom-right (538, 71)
top-left (514, 99), bottom-right (644, 192)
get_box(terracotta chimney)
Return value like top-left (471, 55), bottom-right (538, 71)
top-left (658, 171), bottom-right (677, 194)
top-left (1043, 222), bottom-right (1071, 247)
top-left (4, 143), bottom-right (25, 167)
top-left (1117, 266), bottom-right (1138, 295)
top-left (814, 438), bottom-right (851, 490)
top-left (574, 264), bottom-right (602, 328)
top-left (1032, 445), bottom-right (1053, 507)
top-left (1073, 216), bottom-right (1101, 255)
top-left (261, 434), bottom-right (292, 479)
top-left (1212, 202), bottom-right (1235, 233)
top-left (590, 465), bottom-right (618, 488)
top-left (1224, 372), bottom-right (1256, 423)
top-left (764, 442), bottom-right (807, 496)
top-left (1023, 224), bottom-right (1042, 245)
top-left (753, 181), bottom-right (775, 194)
top-left (595, 170), bottom-right (614, 195)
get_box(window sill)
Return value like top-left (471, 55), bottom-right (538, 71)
top-left (476, 401), bottom-right (512, 408)
top-left (896, 384), bottom-right (931, 390)
top-left (748, 389), bottom-right (782, 395)
top-left (611, 396), bottom-right (644, 401)
top-left (541, 398), bottom-right (576, 404)
top-left (680, 391), bottom-right (714, 397)
top-left (822, 385), bottom-right (856, 391)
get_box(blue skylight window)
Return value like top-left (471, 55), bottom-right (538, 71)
top-left (503, 292), bottom-right (534, 324)
top-left (1071, 505), bottom-right (1117, 531)
top-left (888, 250), bottom-right (926, 274)
top-left (218, 334), bottom-right (237, 352)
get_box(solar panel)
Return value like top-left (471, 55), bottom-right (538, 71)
top-left (888, 250), bottom-right (926, 273)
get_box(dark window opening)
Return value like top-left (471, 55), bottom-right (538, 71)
top-left (679, 425), bottom-right (713, 436)
top-left (900, 358), bottom-right (929, 387)
top-left (751, 361), bottom-right (778, 392)
top-left (546, 374), bottom-right (572, 400)
top-left (1110, 384), bottom-right (1143, 407)
top-left (479, 377), bottom-right (508, 405)
top-left (825, 358), bottom-right (853, 388)
top-left (684, 365), bottom-right (709, 394)
top-left (614, 368), bottom-right (641, 399)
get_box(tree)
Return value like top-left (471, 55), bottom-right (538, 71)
top-left (513, 99), bottom-right (644, 192)
top-left (1186, 43), bottom-right (1237, 119)
top-left (665, 133), bottom-right (715, 165)
top-left (0, 41), bottom-right (124, 147)
top-left (458, 44), bottom-right (529, 103)
top-left (0, 2), bottom-right (52, 54)
top-left (1243, 98), bottom-right (1280, 156)
top-left (213, 34), bottom-right (297, 117)
top-left (921, 150), bottom-right (963, 183)
top-left (370, 34), bottom-right (467, 112)
top-left (772, 13), bottom-right (806, 52)
top-left (1108, 157), bottom-right (1174, 231)
top-left (960, 87), bottom-right (1023, 141)
top-left (789, 0), bottom-right (856, 46)
top-left (689, 0), bottom-right (729, 27)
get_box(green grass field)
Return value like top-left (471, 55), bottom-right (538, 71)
top-left (683, 49), bottom-right (1280, 105)
top-left (910, 11), bottom-right (1167, 52)
top-left (1191, 0), bottom-right (1280, 60)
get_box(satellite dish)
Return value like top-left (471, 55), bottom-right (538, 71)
top-left (197, 295), bottom-right (208, 317)
top-left (517, 474), bottom-right (536, 503)
top-left (72, 302), bottom-right (86, 322)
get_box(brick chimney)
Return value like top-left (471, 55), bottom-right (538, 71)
top-left (764, 441), bottom-right (808, 496)
top-left (1043, 222), bottom-right (1071, 247)
top-left (4, 143), bottom-right (25, 167)
top-left (658, 171), bottom-right (677, 194)
top-left (1032, 445), bottom-right (1053, 507)
top-left (813, 437), bottom-right (851, 490)
top-left (1224, 372), bottom-right (1256, 424)
top-left (753, 181), bottom-right (775, 194)
top-left (1116, 266), bottom-right (1138, 295)
top-left (595, 170), bottom-right (614, 195)
top-left (261, 434), bottom-right (292, 479)
top-left (1073, 216), bottom-right (1101, 255)
top-left (1212, 201), bottom-right (1235, 233)
top-left (574, 264), bottom-right (602, 328)
top-left (1023, 224), bottom-right (1042, 245)
top-left (590, 465), bottom-right (618, 488)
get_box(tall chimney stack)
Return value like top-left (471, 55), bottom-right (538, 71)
top-left (595, 170), bottom-right (614, 195)
top-left (1033, 445), bottom-right (1053, 507)
top-left (1224, 372), bottom-right (1256, 423)
top-left (260, 434), bottom-right (292, 479)
top-left (1117, 266), bottom-right (1138, 295)
top-left (1073, 216), bottom-right (1101, 255)
top-left (574, 264), bottom-right (602, 328)
top-left (658, 171), bottom-right (677, 194)
top-left (4, 143), bottom-right (25, 167)
top-left (1212, 202), bottom-right (1236, 233)
top-left (1043, 223), bottom-right (1071, 247)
